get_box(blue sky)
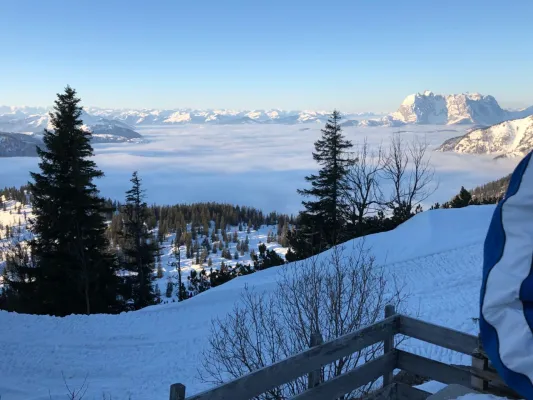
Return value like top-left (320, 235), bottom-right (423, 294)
top-left (1, 0), bottom-right (532, 111)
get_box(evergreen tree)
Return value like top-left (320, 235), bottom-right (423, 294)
top-left (201, 248), bottom-right (209, 264)
top-left (121, 171), bottom-right (159, 310)
top-left (156, 262), bottom-right (164, 279)
top-left (21, 87), bottom-right (121, 316)
top-left (450, 186), bottom-right (472, 209)
top-left (292, 110), bottom-right (354, 258)
top-left (154, 284), bottom-right (162, 304)
top-left (280, 222), bottom-right (290, 247)
top-left (252, 243), bottom-right (285, 270)
top-left (165, 277), bottom-right (173, 298)
top-left (170, 245), bottom-right (186, 301)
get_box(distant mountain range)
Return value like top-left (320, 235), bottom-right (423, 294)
top-left (437, 115), bottom-right (533, 158)
top-left (0, 106), bottom-right (383, 129)
top-left (3, 90), bottom-right (531, 130)
top-left (3, 91), bottom-right (533, 157)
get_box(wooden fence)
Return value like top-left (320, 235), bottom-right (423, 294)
top-left (169, 305), bottom-right (519, 400)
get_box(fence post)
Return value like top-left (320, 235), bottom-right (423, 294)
top-left (170, 383), bottom-right (186, 400)
top-left (308, 331), bottom-right (324, 389)
top-left (471, 333), bottom-right (489, 391)
top-left (383, 304), bottom-right (396, 388)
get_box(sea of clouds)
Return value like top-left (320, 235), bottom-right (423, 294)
top-left (0, 124), bottom-right (519, 214)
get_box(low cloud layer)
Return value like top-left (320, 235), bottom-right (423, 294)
top-left (0, 124), bottom-right (519, 214)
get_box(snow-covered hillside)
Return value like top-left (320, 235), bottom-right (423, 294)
top-left (153, 223), bottom-right (287, 303)
top-left (437, 116), bottom-right (533, 158)
top-left (0, 205), bottom-right (495, 400)
top-left (392, 90), bottom-right (528, 126)
top-left (0, 132), bottom-right (42, 157)
top-left (0, 199), bottom-right (288, 299)
top-left (0, 108), bottom-right (143, 149)
top-left (0, 199), bottom-right (32, 278)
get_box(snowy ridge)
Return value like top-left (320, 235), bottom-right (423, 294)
top-left (0, 106), bottom-right (385, 128)
top-left (391, 91), bottom-right (520, 126)
top-left (436, 115), bottom-right (533, 158)
top-left (3, 90), bottom-right (531, 129)
top-left (0, 205), bottom-right (497, 400)
top-left (0, 110), bottom-right (144, 154)
top-left (0, 132), bottom-right (42, 157)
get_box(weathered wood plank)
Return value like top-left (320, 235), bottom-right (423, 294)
top-left (395, 382), bottom-right (431, 400)
top-left (471, 347), bottom-right (489, 391)
top-left (307, 332), bottom-right (323, 389)
top-left (399, 316), bottom-right (478, 355)
top-left (170, 383), bottom-right (186, 400)
top-left (471, 354), bottom-right (489, 391)
top-left (383, 305), bottom-right (396, 387)
top-left (360, 383), bottom-right (397, 400)
top-left (289, 351), bottom-right (397, 400)
top-left (396, 350), bottom-right (472, 387)
top-left (185, 315), bottom-right (399, 400)
top-left (468, 366), bottom-right (507, 387)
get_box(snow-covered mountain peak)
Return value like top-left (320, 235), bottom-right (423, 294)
top-left (437, 115), bottom-right (533, 158)
top-left (392, 91), bottom-right (519, 126)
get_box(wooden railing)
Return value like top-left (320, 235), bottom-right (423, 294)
top-left (169, 306), bottom-right (519, 400)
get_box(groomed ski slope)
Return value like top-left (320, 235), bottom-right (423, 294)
top-left (0, 205), bottom-right (497, 400)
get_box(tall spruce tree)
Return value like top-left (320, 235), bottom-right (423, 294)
top-left (121, 171), bottom-right (158, 310)
top-left (27, 86), bottom-right (121, 316)
top-left (291, 110), bottom-right (354, 258)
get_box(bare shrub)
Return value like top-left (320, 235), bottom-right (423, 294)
top-left (342, 139), bottom-right (385, 233)
top-left (382, 133), bottom-right (437, 216)
top-left (200, 243), bottom-right (407, 399)
top-left (48, 372), bottom-right (89, 400)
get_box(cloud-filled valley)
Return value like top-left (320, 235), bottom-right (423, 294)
top-left (0, 124), bottom-right (519, 214)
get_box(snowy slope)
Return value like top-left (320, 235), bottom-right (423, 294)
top-left (0, 205), bottom-right (496, 400)
top-left (392, 91), bottom-right (517, 126)
top-left (0, 198), bottom-right (288, 303)
top-left (437, 116), bottom-right (533, 158)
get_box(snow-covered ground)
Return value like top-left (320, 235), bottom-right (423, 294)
top-left (0, 199), bottom-right (33, 277)
top-left (0, 198), bottom-right (288, 295)
top-left (0, 124), bottom-right (520, 214)
top-left (0, 204), bottom-right (502, 399)
top-left (154, 223), bottom-right (287, 302)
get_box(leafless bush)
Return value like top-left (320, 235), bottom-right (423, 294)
top-left (200, 243), bottom-right (407, 399)
top-left (48, 372), bottom-right (89, 400)
top-left (342, 139), bottom-right (385, 231)
top-left (382, 133), bottom-right (437, 214)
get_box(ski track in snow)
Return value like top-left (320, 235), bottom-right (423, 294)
top-left (0, 205), bottom-right (498, 400)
